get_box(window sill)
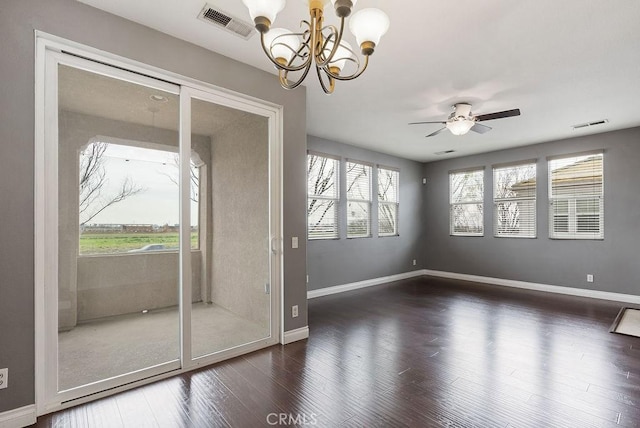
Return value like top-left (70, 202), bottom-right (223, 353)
top-left (549, 236), bottom-right (604, 240)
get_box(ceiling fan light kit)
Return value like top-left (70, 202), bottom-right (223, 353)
top-left (446, 104), bottom-right (475, 135)
top-left (409, 103), bottom-right (521, 138)
top-left (242, 0), bottom-right (389, 94)
top-left (446, 119), bottom-right (475, 136)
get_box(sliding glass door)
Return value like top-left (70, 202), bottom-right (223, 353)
top-left (38, 45), bottom-right (281, 412)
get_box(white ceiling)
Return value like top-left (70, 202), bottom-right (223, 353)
top-left (78, 0), bottom-right (640, 162)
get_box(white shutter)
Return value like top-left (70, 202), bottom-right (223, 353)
top-left (346, 161), bottom-right (372, 238)
top-left (548, 152), bottom-right (603, 239)
top-left (378, 167), bottom-right (399, 236)
top-left (493, 162), bottom-right (537, 238)
top-left (449, 168), bottom-right (484, 236)
top-left (307, 153), bottom-right (340, 240)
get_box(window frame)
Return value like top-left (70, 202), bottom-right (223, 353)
top-left (377, 165), bottom-right (400, 237)
top-left (345, 159), bottom-right (373, 239)
top-left (548, 151), bottom-right (604, 240)
top-left (449, 167), bottom-right (485, 237)
top-left (307, 151), bottom-right (340, 240)
top-left (492, 160), bottom-right (537, 239)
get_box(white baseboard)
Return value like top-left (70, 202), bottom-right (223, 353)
top-left (0, 405), bottom-right (36, 428)
top-left (282, 326), bottom-right (309, 345)
top-left (423, 269), bottom-right (640, 305)
top-left (307, 270), bottom-right (425, 299)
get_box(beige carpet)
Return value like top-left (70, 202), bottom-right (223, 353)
top-left (611, 308), bottom-right (640, 337)
top-left (58, 302), bottom-right (269, 391)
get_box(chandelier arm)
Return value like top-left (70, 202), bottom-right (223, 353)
top-left (323, 54), bottom-right (370, 81)
top-left (287, 36), bottom-right (312, 66)
top-left (279, 59), bottom-right (314, 90)
top-left (259, 28), bottom-right (312, 73)
top-left (316, 65), bottom-right (335, 95)
top-left (315, 19), bottom-right (345, 68)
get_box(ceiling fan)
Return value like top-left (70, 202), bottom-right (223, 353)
top-left (409, 103), bottom-right (521, 137)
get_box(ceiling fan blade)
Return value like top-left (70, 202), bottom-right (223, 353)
top-left (475, 108), bottom-right (521, 122)
top-left (470, 123), bottom-right (492, 134)
top-left (409, 121), bottom-right (447, 125)
top-left (426, 127), bottom-right (447, 137)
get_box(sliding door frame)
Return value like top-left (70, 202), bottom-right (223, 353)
top-left (35, 31), bottom-right (283, 415)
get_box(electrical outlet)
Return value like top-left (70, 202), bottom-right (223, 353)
top-left (412, 259), bottom-right (417, 266)
top-left (587, 274), bottom-right (594, 283)
top-left (306, 275), bottom-right (309, 283)
top-left (292, 305), bottom-right (299, 318)
top-left (292, 236), bottom-right (299, 249)
top-left (0, 368), bottom-right (7, 390)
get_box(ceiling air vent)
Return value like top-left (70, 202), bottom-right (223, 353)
top-left (434, 150), bottom-right (456, 155)
top-left (198, 4), bottom-right (255, 40)
top-left (572, 119), bottom-right (609, 130)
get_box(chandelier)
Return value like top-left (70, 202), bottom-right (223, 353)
top-left (242, 0), bottom-right (390, 94)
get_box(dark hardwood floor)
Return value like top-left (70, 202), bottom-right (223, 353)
top-left (35, 276), bottom-right (640, 427)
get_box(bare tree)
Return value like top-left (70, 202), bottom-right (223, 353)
top-left (345, 162), bottom-right (371, 236)
top-left (79, 141), bottom-right (144, 225)
top-left (450, 172), bottom-right (484, 233)
top-left (378, 169), bottom-right (397, 234)
top-left (161, 154), bottom-right (200, 203)
top-left (307, 155), bottom-right (337, 236)
top-left (494, 165), bottom-right (536, 235)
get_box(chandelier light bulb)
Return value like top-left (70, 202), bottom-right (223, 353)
top-left (242, 0), bottom-right (286, 24)
top-left (348, 8), bottom-right (390, 48)
top-left (264, 28), bottom-right (300, 64)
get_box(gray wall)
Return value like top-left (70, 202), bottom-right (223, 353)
top-left (77, 252), bottom-right (202, 321)
top-left (306, 136), bottom-right (425, 290)
top-left (0, 0), bottom-right (307, 413)
top-left (422, 127), bottom-right (640, 296)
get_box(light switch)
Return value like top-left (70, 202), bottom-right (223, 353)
top-left (292, 236), bottom-right (299, 249)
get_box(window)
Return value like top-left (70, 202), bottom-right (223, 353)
top-left (378, 166), bottom-right (399, 236)
top-left (450, 168), bottom-right (484, 236)
top-left (307, 152), bottom-right (340, 239)
top-left (346, 160), bottom-right (372, 238)
top-left (493, 161), bottom-right (537, 238)
top-left (549, 152), bottom-right (603, 239)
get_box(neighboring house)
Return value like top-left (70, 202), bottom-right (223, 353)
top-left (511, 155), bottom-right (603, 237)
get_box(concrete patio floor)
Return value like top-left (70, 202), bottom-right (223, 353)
top-left (58, 302), bottom-right (269, 390)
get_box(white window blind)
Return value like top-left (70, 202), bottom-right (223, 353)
top-left (549, 152), bottom-right (603, 239)
top-left (493, 162), bottom-right (537, 238)
top-left (307, 153), bottom-right (340, 239)
top-left (450, 168), bottom-right (484, 236)
top-left (346, 161), bottom-right (372, 238)
top-left (378, 167), bottom-right (399, 236)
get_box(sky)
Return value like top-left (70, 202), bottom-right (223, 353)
top-left (85, 144), bottom-right (198, 226)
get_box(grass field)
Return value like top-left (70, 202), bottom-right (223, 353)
top-left (79, 232), bottom-right (198, 254)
